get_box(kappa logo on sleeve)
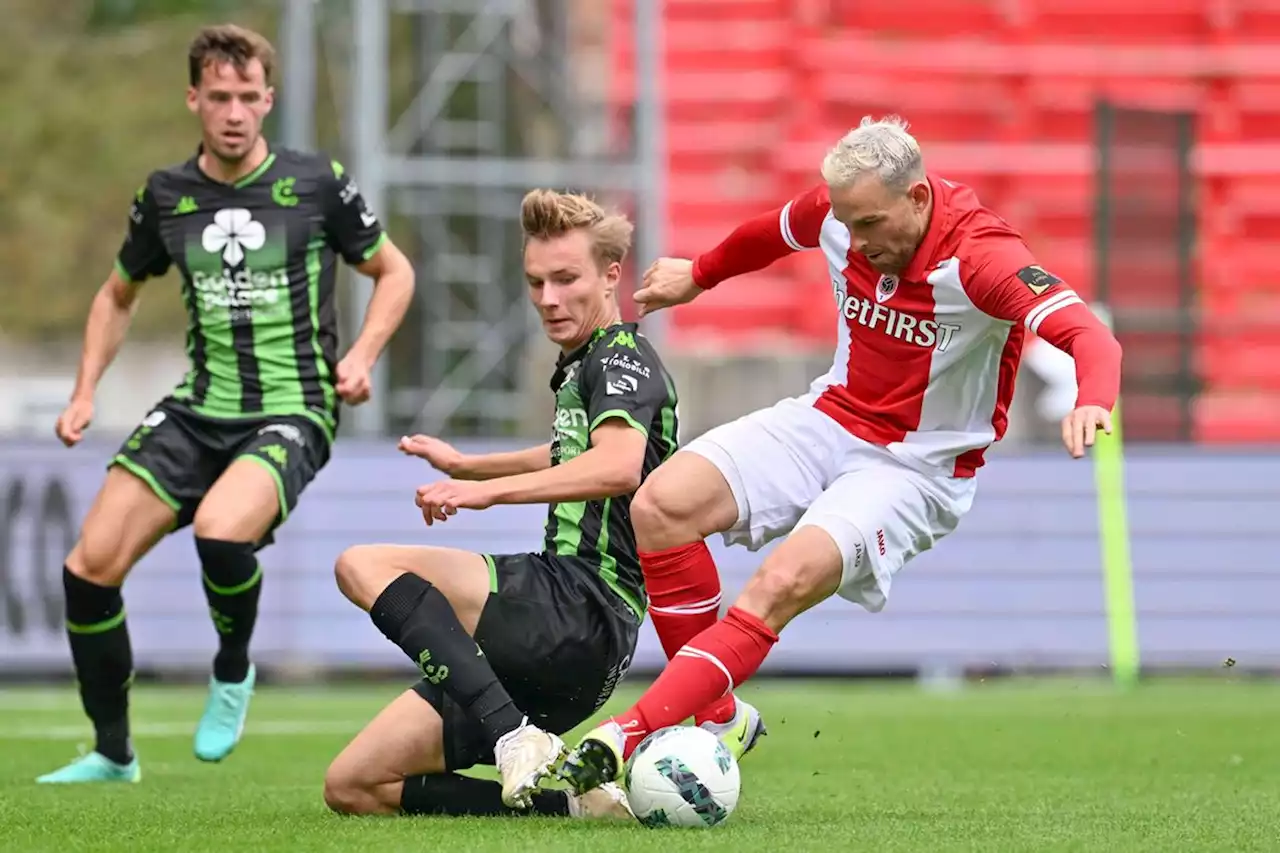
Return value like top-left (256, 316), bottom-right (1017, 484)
top-left (1016, 265), bottom-right (1063, 296)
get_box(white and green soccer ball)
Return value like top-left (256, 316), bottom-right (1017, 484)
top-left (623, 725), bottom-right (741, 828)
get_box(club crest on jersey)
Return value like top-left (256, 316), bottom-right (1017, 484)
top-left (875, 275), bottom-right (899, 304)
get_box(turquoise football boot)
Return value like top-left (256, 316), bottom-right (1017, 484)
top-left (36, 751), bottom-right (141, 784)
top-left (193, 663), bottom-right (256, 762)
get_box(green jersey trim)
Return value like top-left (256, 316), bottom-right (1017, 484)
top-left (113, 258), bottom-right (134, 284)
top-left (362, 231), bottom-right (388, 261)
top-left (238, 453), bottom-right (290, 522)
top-left (589, 408), bottom-right (648, 436)
top-left (109, 454), bottom-right (182, 513)
top-left (233, 152), bottom-right (277, 188)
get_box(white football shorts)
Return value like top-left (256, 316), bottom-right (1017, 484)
top-left (681, 395), bottom-right (977, 611)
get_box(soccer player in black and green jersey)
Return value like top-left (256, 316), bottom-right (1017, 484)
top-left (321, 189), bottom-right (678, 821)
top-left (38, 25), bottom-right (415, 784)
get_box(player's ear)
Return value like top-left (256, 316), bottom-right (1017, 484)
top-left (186, 86), bottom-right (199, 114)
top-left (604, 261), bottom-right (621, 299)
top-left (908, 180), bottom-right (930, 211)
top-left (262, 86), bottom-right (275, 114)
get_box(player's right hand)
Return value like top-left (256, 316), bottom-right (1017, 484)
top-left (398, 434), bottom-right (468, 476)
top-left (635, 257), bottom-right (701, 318)
top-left (55, 399), bottom-right (95, 447)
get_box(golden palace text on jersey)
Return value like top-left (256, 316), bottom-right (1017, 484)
top-left (116, 147), bottom-right (385, 440)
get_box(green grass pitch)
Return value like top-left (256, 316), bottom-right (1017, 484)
top-left (2, 677), bottom-right (1278, 852)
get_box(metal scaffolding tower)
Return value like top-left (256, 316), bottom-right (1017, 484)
top-left (281, 0), bottom-right (665, 438)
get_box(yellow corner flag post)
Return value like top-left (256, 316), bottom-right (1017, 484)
top-left (1090, 304), bottom-right (1138, 687)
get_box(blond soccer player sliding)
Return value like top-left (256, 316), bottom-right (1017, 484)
top-left (322, 189), bottom-right (690, 819)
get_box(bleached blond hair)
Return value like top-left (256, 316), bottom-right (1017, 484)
top-left (820, 115), bottom-right (924, 191)
top-left (520, 189), bottom-right (634, 270)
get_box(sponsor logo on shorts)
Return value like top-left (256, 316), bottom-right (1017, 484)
top-left (258, 443), bottom-right (289, 468)
top-left (257, 423), bottom-right (305, 446)
top-left (127, 411), bottom-right (167, 451)
top-left (593, 653), bottom-right (632, 712)
top-left (876, 528), bottom-right (886, 556)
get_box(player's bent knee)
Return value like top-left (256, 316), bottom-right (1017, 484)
top-left (322, 768), bottom-right (382, 815)
top-left (333, 546), bottom-right (372, 606)
top-left (333, 545), bottom-right (400, 611)
top-left (324, 747), bottom-right (404, 815)
top-left (631, 454), bottom-right (737, 549)
top-left (191, 504), bottom-right (269, 544)
top-left (737, 527), bottom-right (845, 631)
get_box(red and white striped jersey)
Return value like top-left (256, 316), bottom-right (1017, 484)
top-left (692, 175), bottom-right (1121, 478)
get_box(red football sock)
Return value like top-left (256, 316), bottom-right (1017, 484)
top-left (611, 607), bottom-right (778, 759)
top-left (640, 542), bottom-right (737, 726)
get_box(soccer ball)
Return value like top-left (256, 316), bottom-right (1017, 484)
top-left (623, 725), bottom-right (741, 828)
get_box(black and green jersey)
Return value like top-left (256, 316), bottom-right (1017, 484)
top-left (115, 146), bottom-right (386, 441)
top-left (544, 323), bottom-right (679, 621)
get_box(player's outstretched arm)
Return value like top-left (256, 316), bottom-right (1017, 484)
top-left (414, 424), bottom-right (644, 525)
top-left (634, 183), bottom-right (830, 317)
top-left (55, 269), bottom-right (143, 447)
top-left (483, 422), bottom-right (646, 505)
top-left (399, 434), bottom-right (551, 480)
top-left (963, 242), bottom-right (1123, 459)
top-left (413, 337), bottom-right (669, 524)
top-left (690, 183), bottom-right (829, 288)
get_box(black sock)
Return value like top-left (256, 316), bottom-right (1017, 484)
top-left (400, 773), bottom-right (569, 816)
top-left (370, 573), bottom-right (525, 747)
top-left (63, 567), bottom-right (133, 764)
top-left (196, 538), bottom-right (261, 683)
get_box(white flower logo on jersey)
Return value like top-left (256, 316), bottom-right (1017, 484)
top-left (202, 208), bottom-right (265, 267)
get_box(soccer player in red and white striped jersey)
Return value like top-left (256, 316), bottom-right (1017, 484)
top-left (556, 115), bottom-right (1123, 794)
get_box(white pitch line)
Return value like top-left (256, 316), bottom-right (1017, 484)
top-left (0, 719), bottom-right (367, 740)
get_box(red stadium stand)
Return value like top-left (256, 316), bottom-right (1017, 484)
top-left (609, 0), bottom-right (1280, 439)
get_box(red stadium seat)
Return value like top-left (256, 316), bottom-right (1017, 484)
top-left (1024, 0), bottom-right (1210, 45)
top-left (1195, 390), bottom-right (1280, 442)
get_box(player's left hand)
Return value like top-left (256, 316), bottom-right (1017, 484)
top-left (1061, 404), bottom-right (1113, 459)
top-left (336, 352), bottom-right (373, 405)
top-left (415, 479), bottom-right (497, 526)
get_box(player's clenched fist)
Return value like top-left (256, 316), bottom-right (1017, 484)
top-left (634, 257), bottom-right (701, 318)
top-left (1061, 405), bottom-right (1113, 459)
top-left (55, 399), bottom-right (95, 447)
top-left (335, 352), bottom-right (373, 405)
